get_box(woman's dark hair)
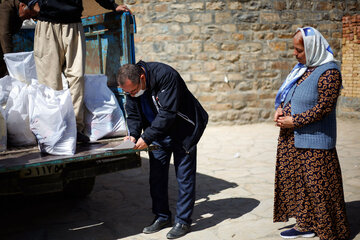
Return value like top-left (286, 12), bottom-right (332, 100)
top-left (117, 64), bottom-right (144, 86)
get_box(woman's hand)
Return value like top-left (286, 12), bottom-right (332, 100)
top-left (276, 116), bottom-right (295, 128)
top-left (274, 107), bottom-right (283, 123)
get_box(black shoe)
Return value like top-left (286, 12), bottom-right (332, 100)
top-left (77, 131), bottom-right (90, 143)
top-left (143, 218), bottom-right (172, 234)
top-left (166, 223), bottom-right (190, 239)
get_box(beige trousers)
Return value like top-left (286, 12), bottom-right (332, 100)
top-left (34, 20), bottom-right (86, 132)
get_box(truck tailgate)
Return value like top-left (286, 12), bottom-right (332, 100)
top-left (0, 138), bottom-right (150, 173)
top-left (0, 139), bottom-right (155, 196)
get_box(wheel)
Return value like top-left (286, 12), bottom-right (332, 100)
top-left (63, 177), bottom-right (96, 198)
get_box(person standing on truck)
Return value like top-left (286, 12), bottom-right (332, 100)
top-left (117, 61), bottom-right (208, 239)
top-left (33, 0), bottom-right (131, 142)
top-left (0, 0), bottom-right (39, 78)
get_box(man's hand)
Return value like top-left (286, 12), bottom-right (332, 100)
top-left (115, 5), bottom-right (132, 14)
top-left (32, 2), bottom-right (40, 14)
top-left (134, 137), bottom-right (148, 150)
top-left (124, 135), bottom-right (136, 143)
top-left (276, 116), bottom-right (294, 128)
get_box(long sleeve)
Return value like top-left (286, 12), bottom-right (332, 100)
top-left (0, 0), bottom-right (23, 54)
top-left (95, 0), bottom-right (118, 11)
top-left (293, 69), bottom-right (342, 128)
top-left (0, 5), bottom-right (15, 53)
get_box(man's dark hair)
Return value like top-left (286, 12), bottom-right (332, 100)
top-left (19, 0), bottom-right (38, 7)
top-left (117, 64), bottom-right (144, 86)
top-left (19, 0), bottom-right (29, 5)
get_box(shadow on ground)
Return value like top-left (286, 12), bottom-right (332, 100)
top-left (191, 197), bottom-right (260, 232)
top-left (0, 157), bottom-right (259, 240)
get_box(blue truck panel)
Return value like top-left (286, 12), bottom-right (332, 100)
top-left (82, 11), bottom-right (136, 86)
top-left (12, 28), bottom-right (34, 53)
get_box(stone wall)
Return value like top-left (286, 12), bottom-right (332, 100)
top-left (338, 14), bottom-right (360, 119)
top-left (123, 0), bottom-right (359, 125)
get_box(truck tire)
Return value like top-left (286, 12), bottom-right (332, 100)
top-left (63, 177), bottom-right (96, 198)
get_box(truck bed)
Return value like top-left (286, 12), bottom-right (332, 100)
top-left (0, 138), bottom-right (153, 196)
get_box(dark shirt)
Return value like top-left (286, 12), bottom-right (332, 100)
top-left (140, 91), bottom-right (156, 124)
top-left (37, 0), bottom-right (118, 23)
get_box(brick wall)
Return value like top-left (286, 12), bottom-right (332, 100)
top-left (123, 0), bottom-right (359, 124)
top-left (338, 14), bottom-right (360, 119)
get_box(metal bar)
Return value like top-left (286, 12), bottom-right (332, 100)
top-left (130, 15), bottom-right (136, 64)
top-left (84, 29), bottom-right (109, 37)
top-left (121, 12), bottom-right (130, 65)
top-left (97, 33), bottom-right (104, 74)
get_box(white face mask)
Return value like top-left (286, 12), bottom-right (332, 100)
top-left (134, 88), bottom-right (145, 97)
top-left (133, 81), bottom-right (145, 97)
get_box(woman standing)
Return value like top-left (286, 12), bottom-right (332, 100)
top-left (273, 27), bottom-right (350, 240)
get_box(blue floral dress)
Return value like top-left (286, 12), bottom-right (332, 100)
top-left (273, 68), bottom-right (350, 240)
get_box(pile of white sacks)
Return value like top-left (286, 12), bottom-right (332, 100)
top-left (0, 51), bottom-right (127, 155)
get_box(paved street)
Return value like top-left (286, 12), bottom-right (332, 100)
top-left (0, 119), bottom-right (359, 240)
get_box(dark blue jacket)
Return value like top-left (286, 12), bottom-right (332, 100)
top-left (125, 61), bottom-right (208, 152)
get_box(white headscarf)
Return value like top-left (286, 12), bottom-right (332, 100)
top-left (274, 27), bottom-right (339, 109)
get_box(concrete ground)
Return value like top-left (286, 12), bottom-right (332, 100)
top-left (0, 119), bottom-right (359, 240)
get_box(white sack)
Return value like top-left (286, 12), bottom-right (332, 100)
top-left (5, 81), bottom-right (36, 146)
top-left (84, 74), bottom-right (126, 142)
top-left (21, 19), bottom-right (36, 29)
top-left (4, 51), bottom-right (37, 84)
top-left (61, 73), bottom-right (69, 90)
top-left (0, 107), bottom-right (6, 151)
top-left (0, 75), bottom-right (24, 109)
top-left (28, 81), bottom-right (76, 155)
